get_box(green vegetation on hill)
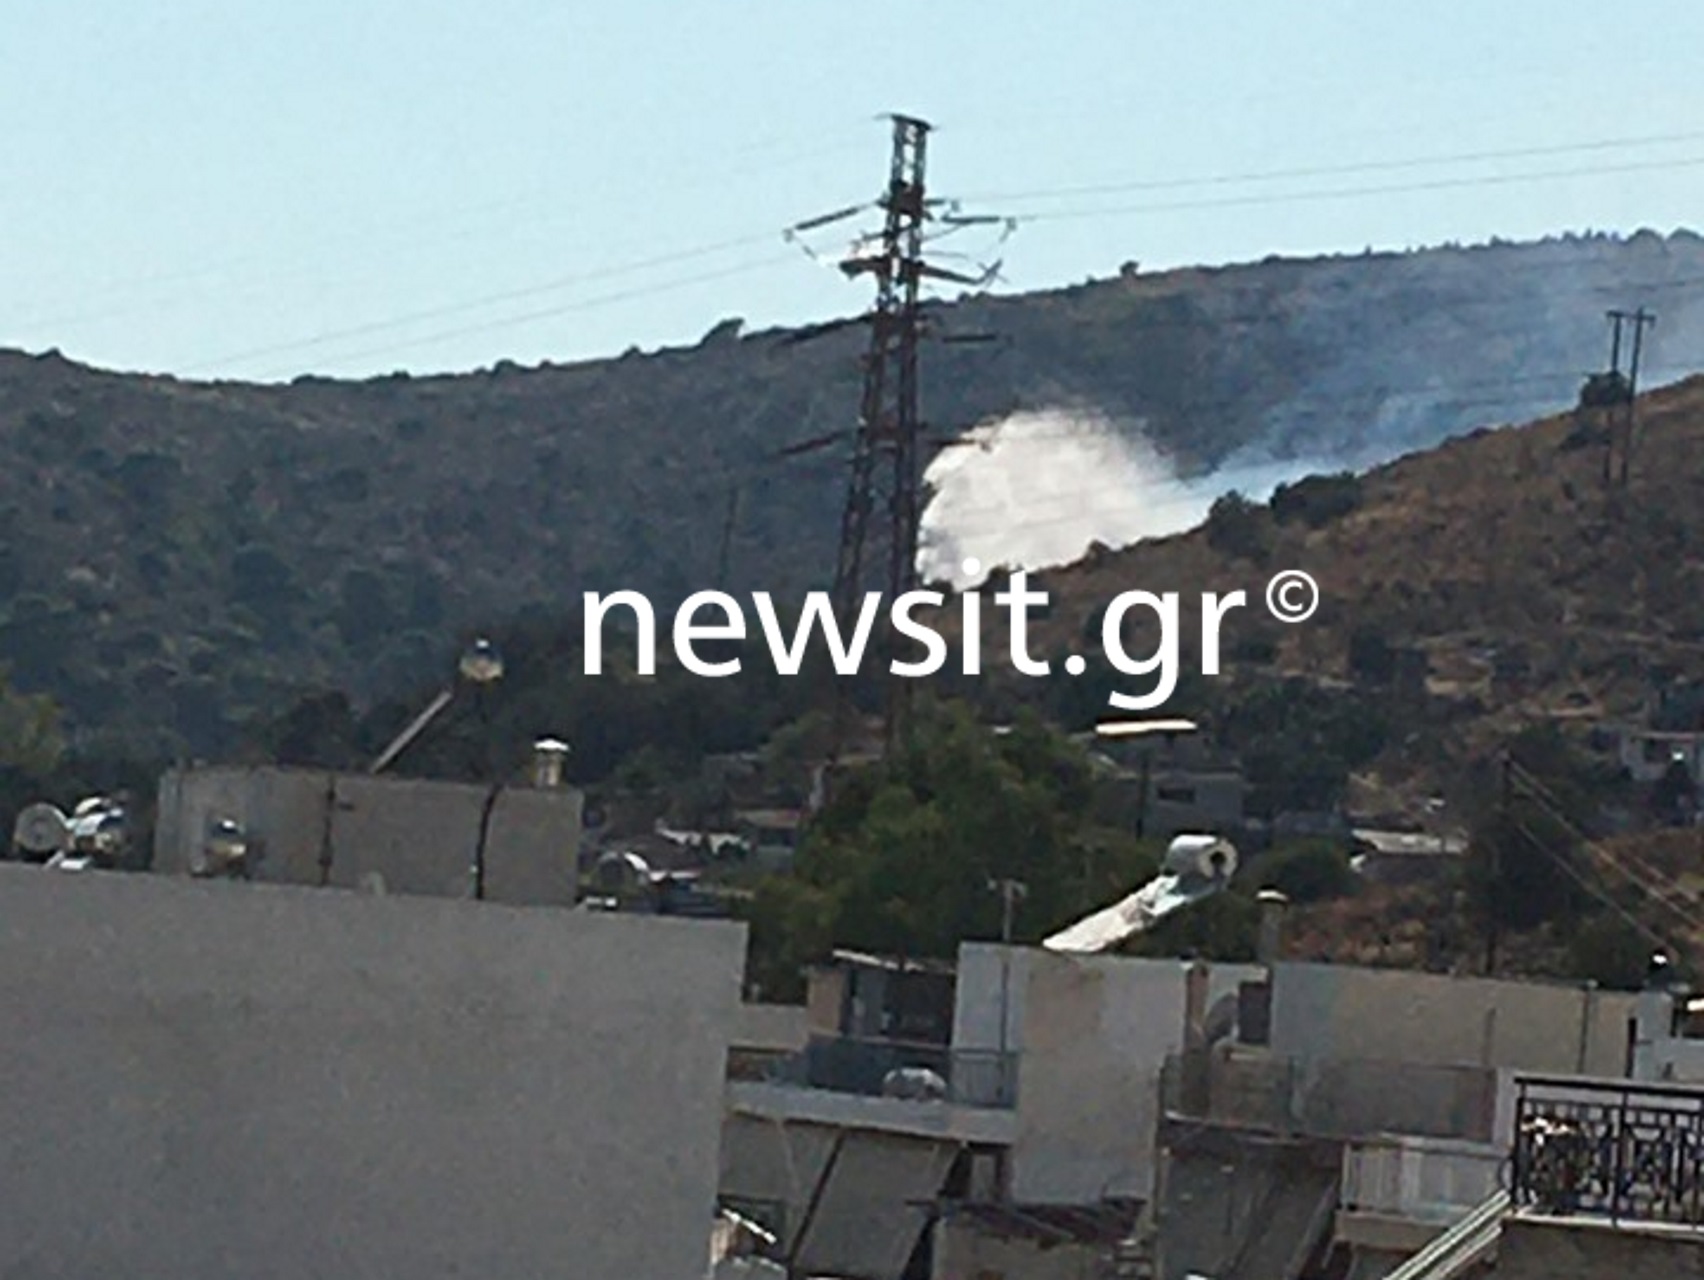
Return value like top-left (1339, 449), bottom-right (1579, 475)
top-left (741, 703), bottom-right (1160, 1000)
top-left (2, 231), bottom-right (1702, 763)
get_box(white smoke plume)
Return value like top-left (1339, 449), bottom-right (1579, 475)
top-left (917, 406), bottom-right (1340, 587)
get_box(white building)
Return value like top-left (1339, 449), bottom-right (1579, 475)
top-left (153, 764), bottom-right (582, 906)
top-left (0, 863), bottom-right (741, 1280)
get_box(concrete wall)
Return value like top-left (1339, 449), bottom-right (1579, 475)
top-left (953, 943), bottom-right (1031, 1058)
top-left (805, 964), bottom-right (846, 1036)
top-left (1270, 963), bottom-right (1638, 1079)
top-left (734, 1003), bottom-right (810, 1054)
top-left (154, 765), bottom-right (582, 907)
top-left (0, 866), bottom-right (742, 1280)
top-left (1000, 952), bottom-right (1260, 1204)
top-left (954, 947), bottom-right (1264, 1203)
top-left (933, 1221), bottom-right (1102, 1280)
top-left (1497, 1216), bottom-right (1704, 1279)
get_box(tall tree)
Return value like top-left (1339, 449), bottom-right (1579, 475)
top-left (743, 701), bottom-right (1157, 998)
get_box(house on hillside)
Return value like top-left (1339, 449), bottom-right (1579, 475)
top-left (1080, 726), bottom-right (1247, 839)
top-left (1616, 726), bottom-right (1704, 785)
top-left (733, 808), bottom-right (803, 869)
top-left (1349, 827), bottom-right (1467, 885)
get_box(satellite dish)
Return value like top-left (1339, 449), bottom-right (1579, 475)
top-left (13, 803), bottom-right (71, 858)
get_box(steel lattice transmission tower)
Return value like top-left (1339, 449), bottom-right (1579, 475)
top-left (785, 114), bottom-right (1011, 751)
top-left (833, 114), bottom-right (932, 625)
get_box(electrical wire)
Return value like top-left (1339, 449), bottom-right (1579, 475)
top-left (184, 234), bottom-right (786, 375)
top-left (12, 127), bottom-right (876, 326)
top-left (966, 129), bottom-right (1704, 205)
top-left (1014, 154), bottom-right (1704, 224)
top-left (162, 145), bottom-right (1704, 378)
top-left (1507, 759), bottom-right (1704, 937)
top-left (1502, 811), bottom-right (1676, 956)
top-left (235, 254), bottom-right (799, 379)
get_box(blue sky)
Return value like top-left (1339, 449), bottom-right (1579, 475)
top-left (5, 0), bottom-right (1704, 381)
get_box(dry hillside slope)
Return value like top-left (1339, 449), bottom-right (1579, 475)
top-left (1031, 374), bottom-right (1704, 755)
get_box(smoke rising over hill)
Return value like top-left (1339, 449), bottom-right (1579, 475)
top-left (7, 231), bottom-right (1704, 754)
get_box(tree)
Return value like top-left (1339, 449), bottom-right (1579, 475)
top-left (1464, 802), bottom-right (1583, 934)
top-left (0, 671), bottom-right (64, 778)
top-left (1221, 678), bottom-right (1389, 816)
top-left (1204, 491), bottom-right (1271, 562)
top-left (1133, 892), bottom-right (1259, 962)
top-left (740, 702), bottom-right (1157, 995)
top-left (1569, 914), bottom-right (1654, 991)
top-left (1245, 839), bottom-right (1357, 903)
top-left (1271, 472), bottom-right (1363, 528)
top-left (0, 670), bottom-right (66, 846)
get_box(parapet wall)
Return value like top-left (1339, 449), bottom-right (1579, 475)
top-left (0, 866), bottom-right (741, 1280)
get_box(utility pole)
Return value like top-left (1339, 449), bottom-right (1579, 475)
top-left (1616, 307), bottom-right (1655, 487)
top-left (989, 877), bottom-right (1027, 1108)
top-left (1487, 752), bottom-right (1512, 976)
top-left (714, 483), bottom-right (741, 591)
top-left (1582, 307), bottom-right (1656, 487)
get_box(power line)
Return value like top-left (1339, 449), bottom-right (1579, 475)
top-left (1013, 153), bottom-right (1704, 224)
top-left (242, 254), bottom-right (797, 380)
top-left (157, 161), bottom-right (1704, 378)
top-left (11, 128), bottom-right (876, 326)
top-left (1506, 759), bottom-right (1701, 938)
top-left (1501, 810), bottom-right (1676, 958)
top-left (1504, 762), bottom-right (1698, 963)
top-left (184, 233), bottom-right (784, 375)
top-left (965, 129), bottom-right (1704, 205)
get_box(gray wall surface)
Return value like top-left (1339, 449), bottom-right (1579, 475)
top-left (1497, 1217), bottom-right (1704, 1279)
top-left (1270, 962), bottom-right (1638, 1079)
top-left (999, 952), bottom-right (1260, 1204)
top-left (154, 765), bottom-right (582, 907)
top-left (0, 867), bottom-right (742, 1280)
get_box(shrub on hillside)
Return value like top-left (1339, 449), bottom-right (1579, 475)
top-left (1204, 491), bottom-right (1271, 562)
top-left (1246, 839), bottom-right (1358, 903)
top-left (1271, 472), bottom-right (1363, 528)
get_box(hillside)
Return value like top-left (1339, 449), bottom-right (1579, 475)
top-left (1026, 373), bottom-right (1704, 795)
top-left (6, 229), bottom-right (1704, 756)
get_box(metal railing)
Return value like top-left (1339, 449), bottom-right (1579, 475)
top-left (1382, 1190), bottom-right (1509, 1280)
top-left (763, 1035), bottom-right (1018, 1108)
top-left (1510, 1074), bottom-right (1704, 1225)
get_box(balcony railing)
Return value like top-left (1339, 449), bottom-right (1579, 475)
top-left (1511, 1074), bottom-right (1704, 1225)
top-left (764, 1035), bottom-right (1018, 1108)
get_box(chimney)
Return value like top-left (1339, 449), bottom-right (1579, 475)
top-left (1183, 961), bottom-right (1210, 1051)
top-left (1632, 951), bottom-right (1679, 1081)
top-left (1257, 889), bottom-right (1289, 965)
top-left (531, 738), bottom-right (571, 789)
